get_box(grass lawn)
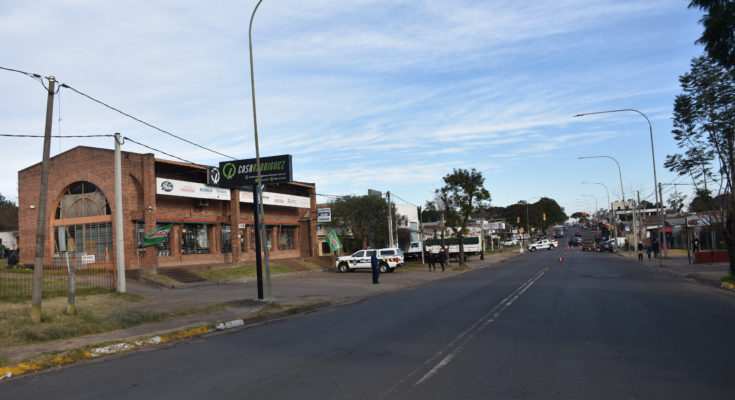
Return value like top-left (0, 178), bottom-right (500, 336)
top-left (193, 263), bottom-right (296, 281)
top-left (721, 275), bottom-right (735, 284)
top-left (0, 292), bottom-right (229, 349)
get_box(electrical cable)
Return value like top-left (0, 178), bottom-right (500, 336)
top-left (122, 136), bottom-right (198, 165)
top-left (59, 83), bottom-right (238, 160)
top-left (0, 133), bottom-right (114, 138)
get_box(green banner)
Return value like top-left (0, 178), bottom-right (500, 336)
top-left (144, 223), bottom-right (174, 246)
top-left (326, 230), bottom-right (342, 252)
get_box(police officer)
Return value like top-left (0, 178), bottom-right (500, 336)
top-left (370, 250), bottom-right (380, 284)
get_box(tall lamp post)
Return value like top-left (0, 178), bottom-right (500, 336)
top-left (249, 0), bottom-right (272, 299)
top-left (574, 109), bottom-right (663, 265)
top-left (579, 155), bottom-right (635, 251)
top-left (581, 194), bottom-right (598, 224)
top-left (525, 197), bottom-right (540, 242)
top-left (583, 182), bottom-right (613, 244)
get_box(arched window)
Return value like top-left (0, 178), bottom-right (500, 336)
top-left (53, 182), bottom-right (113, 261)
top-left (55, 181), bottom-right (111, 219)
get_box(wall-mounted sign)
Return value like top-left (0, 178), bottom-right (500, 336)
top-left (156, 178), bottom-right (231, 200)
top-left (218, 154), bottom-right (293, 188)
top-left (317, 208), bottom-right (331, 223)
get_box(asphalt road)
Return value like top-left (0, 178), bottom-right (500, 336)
top-left (3, 246), bottom-right (735, 399)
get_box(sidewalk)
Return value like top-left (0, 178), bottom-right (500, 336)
top-left (616, 250), bottom-right (732, 287)
top-left (0, 250), bottom-right (521, 378)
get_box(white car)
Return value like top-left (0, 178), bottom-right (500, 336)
top-left (527, 238), bottom-right (557, 251)
top-left (336, 248), bottom-right (404, 273)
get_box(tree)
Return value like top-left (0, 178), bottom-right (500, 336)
top-left (689, 0), bottom-right (735, 70)
top-left (327, 195), bottom-right (394, 251)
top-left (689, 189), bottom-right (715, 212)
top-left (667, 192), bottom-right (688, 214)
top-left (435, 168), bottom-right (491, 265)
top-left (0, 193), bottom-right (18, 231)
top-left (667, 55), bottom-right (735, 274)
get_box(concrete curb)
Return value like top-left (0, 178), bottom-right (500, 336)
top-left (0, 301), bottom-right (330, 380)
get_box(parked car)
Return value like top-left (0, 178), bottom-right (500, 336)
top-left (527, 238), bottom-right (557, 251)
top-left (598, 239), bottom-right (614, 252)
top-left (336, 248), bottom-right (404, 273)
top-left (581, 240), bottom-right (597, 251)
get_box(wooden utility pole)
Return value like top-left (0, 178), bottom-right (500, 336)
top-left (31, 76), bottom-right (55, 323)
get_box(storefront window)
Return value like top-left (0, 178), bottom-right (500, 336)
top-left (182, 223), bottom-right (210, 254)
top-left (156, 222), bottom-right (172, 256)
top-left (221, 224), bottom-right (232, 253)
top-left (279, 226), bottom-right (296, 250)
top-left (54, 223), bottom-right (113, 260)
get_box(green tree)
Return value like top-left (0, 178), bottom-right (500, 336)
top-left (689, 0), bottom-right (735, 70)
top-left (667, 192), bottom-right (688, 214)
top-left (0, 193), bottom-right (18, 231)
top-left (667, 55), bottom-right (735, 274)
top-left (689, 189), bottom-right (715, 212)
top-left (327, 195), bottom-right (394, 251)
top-left (435, 168), bottom-right (491, 265)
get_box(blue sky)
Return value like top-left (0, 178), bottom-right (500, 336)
top-left (0, 0), bottom-right (706, 217)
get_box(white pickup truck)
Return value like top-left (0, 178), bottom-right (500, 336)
top-left (336, 248), bottom-right (404, 273)
top-left (526, 238), bottom-right (558, 251)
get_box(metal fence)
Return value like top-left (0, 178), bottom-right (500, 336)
top-left (0, 252), bottom-right (115, 302)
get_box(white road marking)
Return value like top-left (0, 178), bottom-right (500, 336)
top-left (413, 267), bottom-right (549, 386)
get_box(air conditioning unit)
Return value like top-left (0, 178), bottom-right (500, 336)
top-left (195, 199), bottom-right (210, 207)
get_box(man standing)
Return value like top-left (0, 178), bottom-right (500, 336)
top-left (439, 250), bottom-right (446, 272)
top-left (370, 250), bottom-right (380, 284)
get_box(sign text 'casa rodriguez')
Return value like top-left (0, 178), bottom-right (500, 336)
top-left (215, 154), bottom-right (293, 188)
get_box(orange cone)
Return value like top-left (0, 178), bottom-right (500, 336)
top-left (558, 257), bottom-right (564, 262)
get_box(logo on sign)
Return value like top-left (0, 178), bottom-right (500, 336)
top-left (209, 167), bottom-right (221, 185)
top-left (161, 181), bottom-right (173, 192)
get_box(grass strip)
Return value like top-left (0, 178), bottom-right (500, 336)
top-left (193, 263), bottom-right (295, 281)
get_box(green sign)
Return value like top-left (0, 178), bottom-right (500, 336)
top-left (217, 154), bottom-right (293, 188)
top-left (326, 230), bottom-right (342, 252)
top-left (144, 223), bottom-right (174, 246)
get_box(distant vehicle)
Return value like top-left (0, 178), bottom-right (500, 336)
top-left (599, 239), bottom-right (614, 252)
top-left (552, 225), bottom-right (564, 238)
top-left (527, 238), bottom-right (557, 251)
top-left (581, 240), bottom-right (597, 251)
top-left (502, 239), bottom-right (520, 246)
top-left (405, 235), bottom-right (482, 261)
top-left (574, 232), bottom-right (583, 237)
top-left (336, 248), bottom-right (404, 273)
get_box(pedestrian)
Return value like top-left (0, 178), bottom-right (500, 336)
top-left (370, 250), bottom-right (380, 284)
top-left (637, 241), bottom-right (644, 261)
top-left (652, 240), bottom-right (660, 259)
top-left (646, 246), bottom-right (652, 261)
top-left (692, 237), bottom-right (700, 253)
top-left (439, 250), bottom-right (446, 272)
top-left (428, 251), bottom-right (436, 271)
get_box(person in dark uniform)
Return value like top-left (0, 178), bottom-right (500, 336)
top-left (439, 250), bottom-right (446, 272)
top-left (370, 250), bottom-right (380, 284)
top-left (428, 251), bottom-right (436, 271)
top-left (692, 237), bottom-right (700, 252)
top-left (637, 241), bottom-right (644, 261)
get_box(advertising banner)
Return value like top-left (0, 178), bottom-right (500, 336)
top-left (326, 230), bottom-right (342, 251)
top-left (218, 154), bottom-right (293, 188)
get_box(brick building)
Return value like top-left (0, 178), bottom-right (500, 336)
top-left (17, 146), bottom-right (318, 274)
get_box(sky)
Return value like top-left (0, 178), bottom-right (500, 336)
top-left (0, 0), bottom-right (708, 218)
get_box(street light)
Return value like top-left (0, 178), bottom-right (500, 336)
top-left (580, 194), bottom-right (598, 222)
top-left (249, 0), bottom-right (272, 299)
top-left (579, 154), bottom-right (635, 251)
top-left (582, 182), bottom-right (614, 243)
top-left (574, 109), bottom-right (664, 265)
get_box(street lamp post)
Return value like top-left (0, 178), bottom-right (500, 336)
top-left (581, 194), bottom-right (598, 223)
top-left (583, 182), bottom-right (614, 245)
top-left (574, 109), bottom-right (664, 266)
top-left (249, 0), bottom-right (272, 299)
top-left (579, 155), bottom-right (635, 251)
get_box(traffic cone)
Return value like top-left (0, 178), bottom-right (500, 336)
top-left (558, 257), bottom-right (563, 262)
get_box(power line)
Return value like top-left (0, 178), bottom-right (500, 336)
top-left (390, 192), bottom-right (419, 208)
top-left (122, 136), bottom-right (197, 165)
top-left (59, 83), bottom-right (238, 161)
top-left (0, 65), bottom-right (48, 91)
top-left (0, 133), bottom-right (113, 138)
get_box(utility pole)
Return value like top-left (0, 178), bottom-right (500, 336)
top-left (417, 206), bottom-right (424, 264)
top-left (659, 182), bottom-right (668, 258)
top-left (386, 191), bottom-right (394, 247)
top-left (114, 133), bottom-right (126, 292)
top-left (31, 76), bottom-right (55, 323)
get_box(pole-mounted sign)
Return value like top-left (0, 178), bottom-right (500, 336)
top-left (216, 154), bottom-right (293, 188)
